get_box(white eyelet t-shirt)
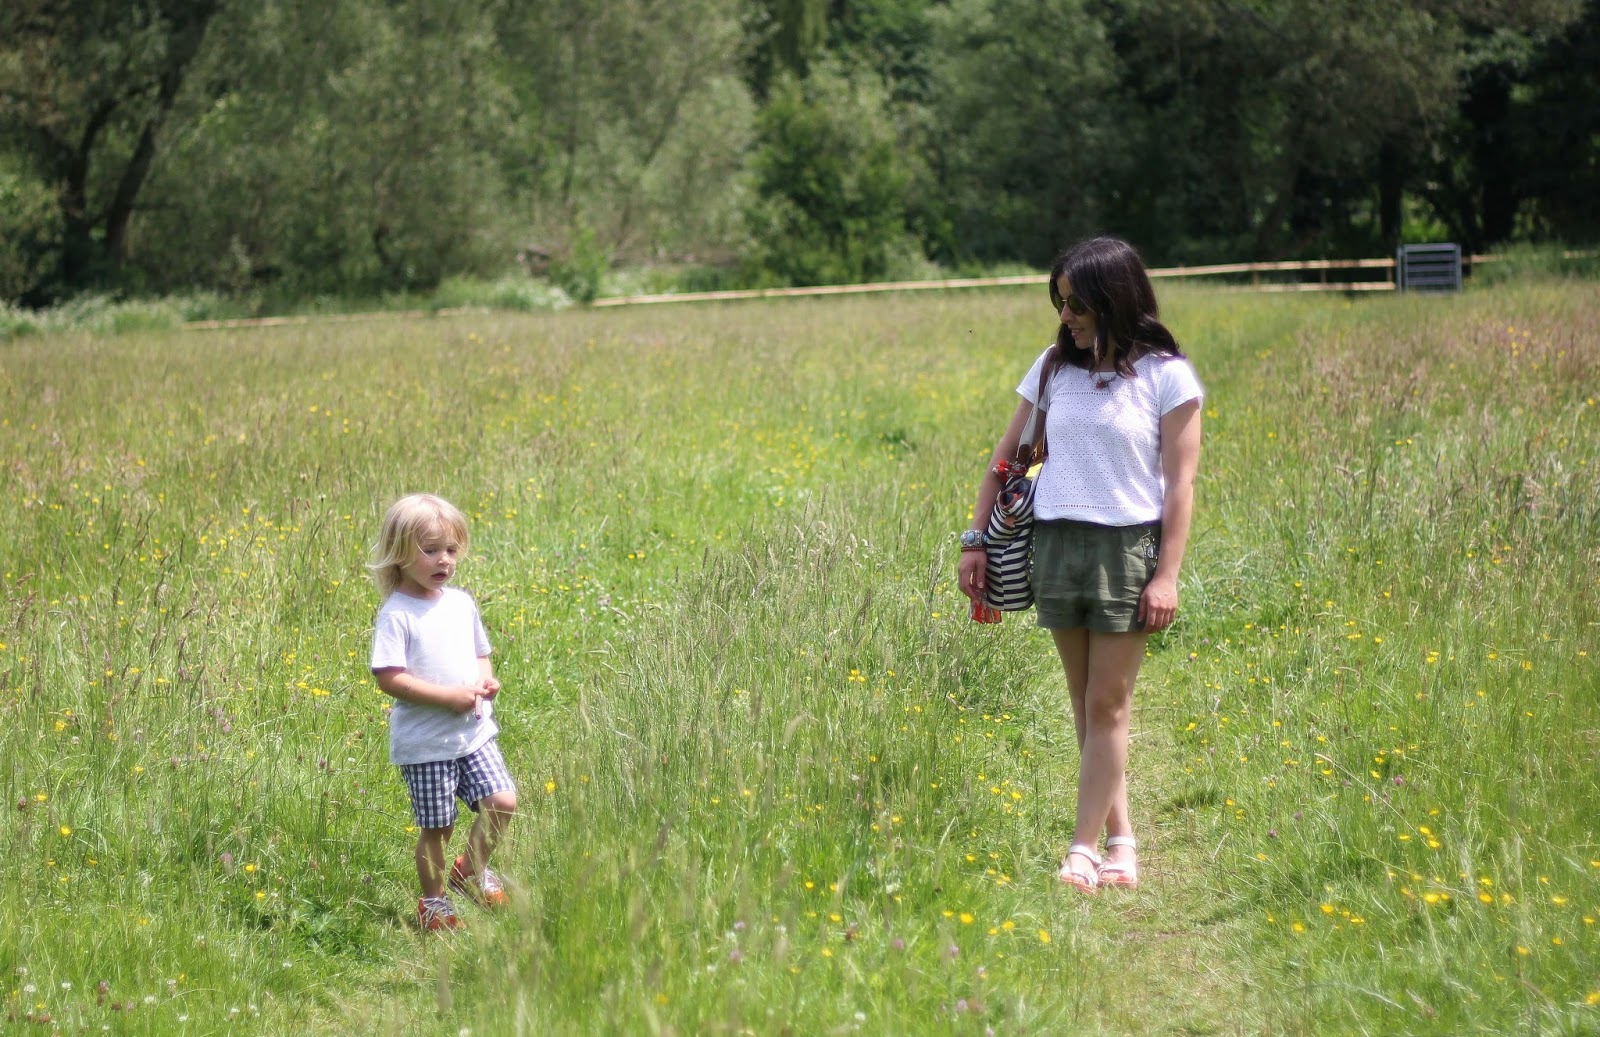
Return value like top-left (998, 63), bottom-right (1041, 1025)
top-left (370, 586), bottom-right (498, 765)
top-left (1018, 347), bottom-right (1203, 525)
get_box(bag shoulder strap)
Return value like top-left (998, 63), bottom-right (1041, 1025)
top-left (1014, 352), bottom-right (1057, 466)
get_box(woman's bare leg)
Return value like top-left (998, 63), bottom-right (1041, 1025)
top-left (1052, 628), bottom-right (1145, 878)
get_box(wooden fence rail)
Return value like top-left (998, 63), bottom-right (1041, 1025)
top-left (1146, 257), bottom-right (1398, 277)
top-left (588, 251), bottom-right (1589, 308)
top-left (182, 250), bottom-right (1594, 328)
top-left (590, 257), bottom-right (1406, 308)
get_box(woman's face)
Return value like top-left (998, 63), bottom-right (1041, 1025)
top-left (1054, 275), bottom-right (1098, 351)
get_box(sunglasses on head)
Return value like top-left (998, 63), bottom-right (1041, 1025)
top-left (1049, 284), bottom-right (1090, 316)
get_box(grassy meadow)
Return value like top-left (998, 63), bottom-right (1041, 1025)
top-left (1, 277), bottom-right (1598, 1035)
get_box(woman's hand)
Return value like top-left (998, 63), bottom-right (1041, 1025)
top-left (1138, 574), bottom-right (1178, 631)
top-left (958, 549), bottom-right (987, 603)
top-left (962, 399), bottom-right (1036, 607)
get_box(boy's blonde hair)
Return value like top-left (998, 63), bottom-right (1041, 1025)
top-left (368, 493), bottom-right (471, 596)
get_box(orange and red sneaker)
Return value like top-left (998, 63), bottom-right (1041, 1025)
top-left (417, 896), bottom-right (465, 931)
top-left (450, 855), bottom-right (509, 909)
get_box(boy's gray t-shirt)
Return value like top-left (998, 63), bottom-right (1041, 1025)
top-left (370, 587), bottom-right (497, 765)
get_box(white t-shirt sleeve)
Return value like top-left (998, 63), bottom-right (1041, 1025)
top-left (1156, 357), bottom-right (1204, 415)
top-left (472, 600), bottom-right (491, 658)
top-left (371, 605), bottom-right (410, 670)
top-left (1015, 346), bottom-right (1056, 405)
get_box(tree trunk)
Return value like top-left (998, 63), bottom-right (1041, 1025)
top-left (58, 99), bottom-right (121, 289)
top-left (1378, 138), bottom-right (1404, 249)
top-left (1456, 65), bottom-right (1519, 252)
top-left (1474, 107), bottom-right (1520, 248)
top-left (102, 1), bottom-right (223, 265)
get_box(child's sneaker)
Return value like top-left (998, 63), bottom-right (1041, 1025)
top-left (417, 895), bottom-right (465, 931)
top-left (450, 855), bottom-right (509, 908)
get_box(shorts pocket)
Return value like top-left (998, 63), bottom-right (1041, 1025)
top-left (1127, 530), bottom-right (1158, 564)
top-left (1123, 530), bottom-right (1160, 594)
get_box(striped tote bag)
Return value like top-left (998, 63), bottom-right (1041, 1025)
top-left (981, 362), bottom-right (1053, 612)
top-left (982, 459), bottom-right (1037, 610)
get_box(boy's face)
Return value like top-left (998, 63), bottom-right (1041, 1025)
top-left (397, 522), bottom-right (461, 598)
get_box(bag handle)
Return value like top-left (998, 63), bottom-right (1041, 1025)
top-left (1012, 353), bottom-right (1057, 468)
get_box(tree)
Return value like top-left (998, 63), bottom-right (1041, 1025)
top-left (1090, 0), bottom-right (1476, 260)
top-left (97, 0), bottom-right (519, 294)
top-left (747, 0), bottom-right (832, 98)
top-left (920, 0), bottom-right (1119, 264)
top-left (290, 0), bottom-right (514, 290)
top-left (0, 0), bottom-right (224, 300)
top-left (0, 153), bottom-right (59, 301)
top-left (1416, 0), bottom-right (1594, 248)
top-left (495, 0), bottom-right (755, 263)
top-left (1514, 0), bottom-right (1600, 239)
top-left (744, 63), bottom-right (918, 284)
top-left (825, 0), bottom-right (936, 106)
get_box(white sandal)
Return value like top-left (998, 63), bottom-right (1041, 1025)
top-left (1057, 843), bottom-right (1101, 893)
top-left (1097, 835), bottom-right (1138, 889)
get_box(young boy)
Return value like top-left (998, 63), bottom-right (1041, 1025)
top-left (368, 493), bottom-right (517, 930)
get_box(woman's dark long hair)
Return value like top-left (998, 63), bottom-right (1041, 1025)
top-left (1049, 236), bottom-right (1184, 378)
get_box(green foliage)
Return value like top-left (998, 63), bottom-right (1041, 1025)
top-left (428, 275), bottom-right (573, 312)
top-left (496, 0), bottom-right (754, 263)
top-left (592, 263), bottom-right (757, 297)
top-left (0, 303), bottom-right (39, 341)
top-left (921, 0), bottom-right (1118, 264)
top-left (745, 64), bottom-right (922, 285)
top-left (133, 0), bottom-right (516, 296)
top-left (747, 0), bottom-right (832, 96)
top-left (826, 0), bottom-right (936, 103)
top-left (0, 0), bottom-right (1595, 309)
top-left (0, 160), bottom-right (60, 302)
top-left (1469, 244), bottom-right (1600, 285)
top-left (1509, 0), bottom-right (1600, 240)
top-left (0, 283), bottom-right (585, 340)
top-left (0, 294), bottom-right (195, 340)
top-left (0, 0), bottom-right (226, 298)
top-left (549, 225), bottom-right (609, 304)
top-left (0, 0), bottom-right (755, 306)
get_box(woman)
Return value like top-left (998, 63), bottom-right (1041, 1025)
top-left (957, 236), bottom-right (1202, 892)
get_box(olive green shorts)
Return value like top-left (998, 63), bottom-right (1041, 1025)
top-left (1032, 520), bottom-right (1161, 632)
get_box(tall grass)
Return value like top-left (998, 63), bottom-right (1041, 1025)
top-left (1179, 285), bottom-right (1600, 1034)
top-left (1, 282), bottom-right (1596, 1034)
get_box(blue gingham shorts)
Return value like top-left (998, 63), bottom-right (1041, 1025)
top-left (399, 740), bottom-right (516, 830)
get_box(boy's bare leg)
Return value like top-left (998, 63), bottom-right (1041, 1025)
top-left (464, 791), bottom-right (517, 874)
top-left (417, 826), bottom-right (453, 898)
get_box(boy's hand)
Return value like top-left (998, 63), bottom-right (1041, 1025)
top-left (446, 686), bottom-right (482, 714)
top-left (479, 676), bottom-right (501, 700)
